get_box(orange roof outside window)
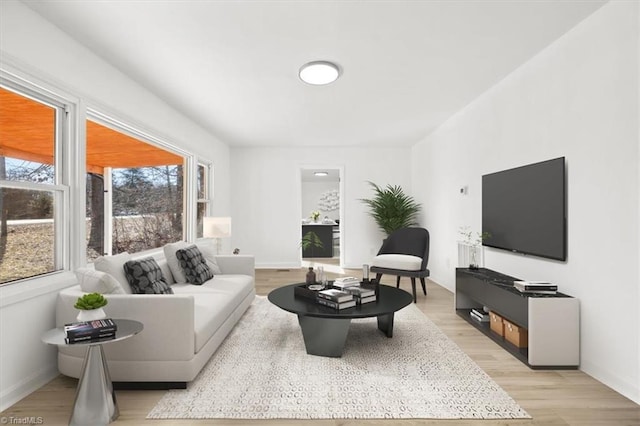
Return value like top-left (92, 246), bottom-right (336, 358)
top-left (0, 87), bottom-right (183, 174)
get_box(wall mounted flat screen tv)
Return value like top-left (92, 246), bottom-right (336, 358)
top-left (482, 157), bottom-right (566, 261)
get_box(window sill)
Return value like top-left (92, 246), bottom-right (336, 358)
top-left (0, 245), bottom-right (190, 309)
top-left (0, 271), bottom-right (76, 308)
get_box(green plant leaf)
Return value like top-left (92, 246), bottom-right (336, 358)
top-left (74, 292), bottom-right (108, 310)
top-left (300, 231), bottom-right (324, 250)
top-left (360, 181), bottom-right (421, 235)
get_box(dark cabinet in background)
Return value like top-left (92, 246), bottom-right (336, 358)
top-left (301, 225), bottom-right (334, 258)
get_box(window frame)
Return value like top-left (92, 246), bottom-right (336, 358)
top-left (196, 162), bottom-right (212, 238)
top-left (0, 79), bottom-right (73, 286)
top-left (0, 180), bottom-right (69, 274)
top-left (0, 62), bottom-right (211, 304)
top-left (85, 108), bottom-right (194, 256)
top-left (0, 65), bottom-right (81, 302)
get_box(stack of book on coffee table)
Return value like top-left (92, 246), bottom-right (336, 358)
top-left (316, 282), bottom-right (377, 309)
top-left (343, 286), bottom-right (376, 305)
top-left (64, 318), bottom-right (118, 344)
top-left (294, 278), bottom-right (378, 309)
top-left (317, 288), bottom-right (357, 310)
top-left (332, 277), bottom-right (361, 289)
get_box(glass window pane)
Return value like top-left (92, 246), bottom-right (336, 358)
top-left (0, 187), bottom-right (58, 284)
top-left (86, 119), bottom-right (184, 257)
top-left (4, 158), bottom-right (54, 184)
top-left (86, 172), bottom-right (104, 261)
top-left (196, 164), bottom-right (208, 238)
top-left (112, 165), bottom-right (183, 254)
top-left (0, 87), bottom-right (56, 184)
top-left (197, 165), bottom-right (206, 199)
top-left (197, 202), bottom-right (206, 238)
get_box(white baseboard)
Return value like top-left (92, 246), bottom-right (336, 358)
top-left (255, 262), bottom-right (302, 269)
top-left (0, 365), bottom-right (59, 412)
top-left (580, 360), bottom-right (640, 405)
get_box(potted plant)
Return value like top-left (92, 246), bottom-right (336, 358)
top-left (310, 210), bottom-right (321, 222)
top-left (360, 181), bottom-right (421, 236)
top-left (458, 227), bottom-right (491, 269)
top-left (300, 231), bottom-right (324, 258)
top-left (74, 292), bottom-right (108, 321)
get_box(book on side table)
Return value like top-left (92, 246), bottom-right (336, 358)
top-left (64, 318), bottom-right (118, 344)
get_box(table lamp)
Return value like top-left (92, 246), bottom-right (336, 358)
top-left (203, 217), bottom-right (232, 254)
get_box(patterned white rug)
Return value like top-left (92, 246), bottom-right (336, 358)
top-left (148, 296), bottom-right (530, 420)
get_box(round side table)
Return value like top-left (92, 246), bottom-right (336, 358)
top-left (42, 319), bottom-right (143, 426)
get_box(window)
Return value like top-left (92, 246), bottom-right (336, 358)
top-left (111, 165), bottom-right (183, 254)
top-left (196, 163), bottom-right (211, 238)
top-left (85, 117), bottom-right (185, 258)
top-left (1, 72), bottom-right (210, 286)
top-left (0, 86), bottom-right (68, 284)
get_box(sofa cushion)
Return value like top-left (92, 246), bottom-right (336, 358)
top-left (157, 259), bottom-right (175, 285)
top-left (372, 254), bottom-right (423, 271)
top-left (75, 268), bottom-right (125, 294)
top-left (176, 245), bottom-right (214, 285)
top-left (123, 257), bottom-right (174, 294)
top-left (163, 241), bottom-right (190, 283)
top-left (172, 274), bottom-right (254, 352)
top-left (172, 274), bottom-right (254, 297)
top-left (94, 252), bottom-right (133, 293)
top-left (196, 243), bottom-right (222, 275)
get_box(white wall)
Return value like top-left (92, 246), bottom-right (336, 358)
top-left (0, 0), bottom-right (231, 410)
top-left (231, 146), bottom-right (412, 268)
top-left (301, 181), bottom-right (340, 222)
top-left (412, 1), bottom-right (639, 404)
top-left (638, 0), bottom-right (640, 406)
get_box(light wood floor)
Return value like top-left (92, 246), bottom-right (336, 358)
top-left (3, 262), bottom-right (639, 425)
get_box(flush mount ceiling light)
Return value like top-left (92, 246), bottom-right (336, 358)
top-left (314, 171), bottom-right (329, 177)
top-left (299, 61), bottom-right (340, 85)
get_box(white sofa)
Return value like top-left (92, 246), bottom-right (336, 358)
top-left (55, 244), bottom-right (255, 388)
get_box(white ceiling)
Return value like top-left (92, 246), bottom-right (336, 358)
top-left (23, 0), bottom-right (607, 148)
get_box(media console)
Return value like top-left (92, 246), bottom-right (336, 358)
top-left (456, 268), bottom-right (579, 369)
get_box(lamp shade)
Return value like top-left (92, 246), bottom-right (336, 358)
top-left (203, 217), bottom-right (232, 238)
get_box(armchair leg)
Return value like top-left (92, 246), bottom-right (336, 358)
top-left (410, 277), bottom-right (417, 303)
top-left (375, 273), bottom-right (383, 285)
top-left (396, 276), bottom-right (401, 288)
top-left (420, 277), bottom-right (427, 295)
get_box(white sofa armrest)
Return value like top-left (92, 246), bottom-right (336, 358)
top-left (215, 255), bottom-right (255, 278)
top-left (57, 286), bottom-right (196, 361)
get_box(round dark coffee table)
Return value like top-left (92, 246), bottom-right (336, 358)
top-left (268, 283), bottom-right (412, 357)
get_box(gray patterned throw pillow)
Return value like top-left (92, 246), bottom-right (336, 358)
top-left (176, 245), bottom-right (214, 285)
top-left (123, 257), bottom-right (174, 294)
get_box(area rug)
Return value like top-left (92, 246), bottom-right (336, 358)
top-left (147, 296), bottom-right (530, 420)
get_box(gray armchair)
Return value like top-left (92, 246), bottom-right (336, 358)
top-left (370, 227), bottom-right (430, 303)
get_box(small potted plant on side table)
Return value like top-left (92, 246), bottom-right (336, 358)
top-left (74, 293), bottom-right (108, 322)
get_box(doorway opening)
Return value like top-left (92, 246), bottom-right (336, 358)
top-left (299, 166), bottom-right (344, 274)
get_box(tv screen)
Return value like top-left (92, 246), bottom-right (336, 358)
top-left (482, 157), bottom-right (566, 261)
